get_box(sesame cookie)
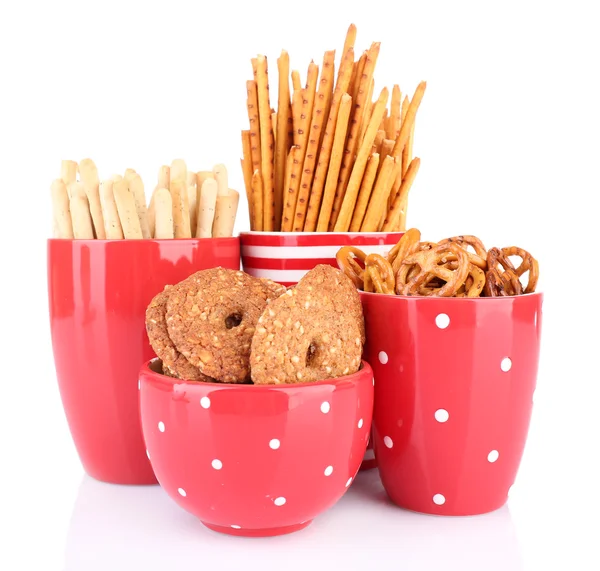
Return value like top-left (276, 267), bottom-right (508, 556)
top-left (145, 286), bottom-right (214, 382)
top-left (250, 265), bottom-right (364, 385)
top-left (165, 268), bottom-right (276, 383)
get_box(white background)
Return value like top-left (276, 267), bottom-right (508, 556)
top-left (1, 1), bottom-right (599, 569)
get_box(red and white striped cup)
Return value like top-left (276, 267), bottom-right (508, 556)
top-left (240, 231), bottom-right (403, 287)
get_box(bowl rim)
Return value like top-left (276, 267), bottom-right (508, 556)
top-left (359, 290), bottom-right (544, 300)
top-left (47, 236), bottom-right (240, 244)
top-left (239, 231), bottom-right (403, 237)
top-left (140, 358), bottom-right (373, 390)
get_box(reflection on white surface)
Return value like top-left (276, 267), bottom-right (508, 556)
top-left (65, 470), bottom-right (523, 571)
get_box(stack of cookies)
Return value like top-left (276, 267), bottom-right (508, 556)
top-left (146, 266), bottom-right (365, 385)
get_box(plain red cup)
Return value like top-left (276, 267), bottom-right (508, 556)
top-left (240, 231), bottom-right (403, 287)
top-left (360, 291), bottom-right (543, 516)
top-left (139, 359), bottom-right (374, 537)
top-left (48, 237), bottom-right (240, 485)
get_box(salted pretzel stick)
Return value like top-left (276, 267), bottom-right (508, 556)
top-left (349, 153), bottom-right (380, 231)
top-left (349, 51), bottom-right (367, 104)
top-left (281, 144), bottom-right (303, 231)
top-left (99, 179), bottom-right (124, 239)
top-left (250, 169), bottom-right (264, 231)
top-left (333, 86), bottom-right (389, 232)
top-left (392, 81), bottom-right (426, 157)
top-left (113, 178), bottom-right (143, 239)
top-left (79, 159), bottom-right (106, 239)
top-left (60, 160), bottom-right (78, 188)
top-left (256, 55), bottom-right (275, 231)
top-left (274, 51), bottom-right (290, 230)
top-left (360, 155), bottom-right (396, 231)
top-left (291, 89), bottom-right (302, 147)
top-left (197, 178), bottom-right (217, 238)
top-left (251, 57), bottom-right (258, 78)
top-left (357, 78), bottom-right (375, 146)
top-left (293, 56), bottom-right (333, 231)
top-left (291, 70), bottom-right (301, 90)
top-left (382, 157), bottom-right (420, 231)
top-left (403, 120), bottom-right (416, 178)
top-left (317, 49), bottom-right (336, 151)
top-left (241, 130), bottom-right (255, 227)
top-left (246, 80), bottom-right (262, 174)
top-left (331, 43), bottom-right (381, 229)
top-left (341, 23), bottom-right (357, 67)
top-left (374, 129), bottom-right (386, 155)
top-left (391, 95), bottom-right (411, 206)
top-left (154, 188), bottom-right (174, 239)
top-left (51, 179), bottom-right (74, 238)
top-left (170, 179), bottom-right (192, 238)
top-left (316, 93), bottom-right (352, 232)
top-left (387, 84), bottom-right (402, 139)
top-left (158, 165), bottom-right (170, 190)
top-left (304, 47), bottom-right (354, 232)
top-left (301, 61), bottom-right (319, 163)
top-left (126, 173), bottom-right (151, 239)
top-left (213, 189), bottom-right (239, 238)
top-left (69, 187), bottom-right (94, 239)
top-left (379, 138), bottom-right (395, 173)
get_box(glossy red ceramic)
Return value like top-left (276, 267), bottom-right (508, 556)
top-left (240, 231), bottom-right (403, 286)
top-left (48, 238), bottom-right (240, 485)
top-left (139, 359), bottom-right (374, 537)
top-left (360, 292), bottom-right (543, 516)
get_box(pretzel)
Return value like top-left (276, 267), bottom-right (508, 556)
top-left (364, 254), bottom-right (395, 294)
top-left (387, 227), bottom-right (421, 274)
top-left (336, 246), bottom-right (367, 289)
top-left (457, 264), bottom-right (485, 297)
top-left (501, 246), bottom-right (539, 294)
top-left (438, 235), bottom-right (487, 269)
top-left (396, 243), bottom-right (469, 297)
top-left (484, 247), bottom-right (523, 296)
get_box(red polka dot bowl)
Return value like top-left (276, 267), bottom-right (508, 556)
top-left (360, 291), bottom-right (543, 516)
top-left (139, 358), bottom-right (374, 537)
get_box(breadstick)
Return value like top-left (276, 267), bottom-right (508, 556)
top-left (341, 23), bottom-right (357, 66)
top-left (316, 93), bottom-right (352, 232)
top-left (287, 100), bottom-right (294, 148)
top-left (357, 78), bottom-right (375, 146)
top-left (246, 80), bottom-right (262, 173)
top-left (196, 171), bottom-right (214, 189)
top-left (213, 163), bottom-right (229, 197)
top-left (274, 50), bottom-right (290, 232)
top-left (349, 51), bottom-right (366, 104)
top-left (333, 86), bottom-right (389, 232)
top-left (197, 179), bottom-right (218, 238)
top-left (379, 111), bottom-right (388, 132)
top-left (125, 168), bottom-right (136, 178)
top-left (251, 170), bottom-right (264, 232)
top-left (213, 188), bottom-right (239, 238)
top-left (126, 173), bottom-right (151, 239)
top-left (112, 178), bottom-right (143, 239)
top-left (382, 157), bottom-right (421, 231)
top-left (331, 43), bottom-right (381, 229)
top-left (392, 81), bottom-right (426, 157)
top-left (158, 165), bottom-right (170, 190)
top-left (241, 130), bottom-right (255, 227)
top-left (360, 155), bottom-right (396, 231)
top-left (51, 179), bottom-right (74, 238)
top-left (317, 50), bottom-right (336, 152)
top-left (147, 187), bottom-right (159, 238)
top-left (99, 179), bottom-right (124, 239)
top-left (170, 159), bottom-right (187, 185)
top-left (387, 84), bottom-right (402, 140)
top-left (251, 57), bottom-right (258, 78)
top-left (111, 174), bottom-right (123, 182)
top-left (256, 55), bottom-right (275, 231)
top-left (291, 89), bottom-right (302, 147)
top-left (271, 112), bottom-right (277, 144)
top-left (79, 158), bottom-right (106, 239)
top-left (69, 192), bottom-right (94, 239)
top-left (186, 171), bottom-right (196, 189)
top-left (170, 179), bottom-right (192, 238)
top-left (391, 95), bottom-right (411, 204)
top-left (60, 160), bottom-right (78, 187)
top-left (374, 129), bottom-right (386, 155)
top-left (280, 145), bottom-right (302, 231)
top-left (348, 153), bottom-right (380, 231)
top-left (154, 188), bottom-right (174, 239)
top-left (188, 184), bottom-right (197, 237)
top-left (293, 58), bottom-right (332, 231)
top-left (304, 47), bottom-right (354, 232)
top-left (291, 70), bottom-right (301, 90)
top-left (403, 120), bottom-right (415, 177)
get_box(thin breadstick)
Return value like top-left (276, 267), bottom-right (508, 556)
top-left (274, 50), bottom-right (290, 232)
top-left (360, 155), bottom-right (396, 231)
top-left (291, 89), bottom-right (302, 147)
top-left (213, 163), bottom-right (229, 197)
top-left (291, 70), bottom-right (301, 90)
top-left (317, 50), bottom-right (336, 152)
top-left (79, 158), bottom-right (106, 239)
top-left (70, 193), bottom-right (94, 239)
top-left (246, 80), bottom-right (262, 175)
top-left (316, 93), bottom-right (352, 232)
top-left (333, 86), bottom-right (389, 232)
top-left (392, 95), bottom-right (411, 204)
top-left (51, 179), bottom-right (74, 238)
top-left (331, 43), bottom-right (381, 229)
top-left (251, 57), bottom-right (258, 78)
top-left (350, 51), bottom-right (367, 103)
top-left (170, 179), bottom-right (192, 238)
top-left (125, 168), bottom-right (136, 178)
top-left (158, 165), bottom-right (170, 190)
top-left (280, 145), bottom-right (302, 231)
top-left (256, 55), bottom-right (275, 231)
top-left (348, 153), bottom-right (380, 231)
top-left (186, 171), bottom-right (196, 189)
top-left (251, 170), bottom-right (264, 232)
top-left (301, 61), bottom-right (319, 161)
top-left (387, 84), bottom-right (402, 140)
top-left (357, 78), bottom-right (375, 146)
top-left (241, 130), bottom-right (255, 227)
top-left (374, 129), bottom-right (386, 155)
top-left (154, 188), bottom-right (174, 239)
top-left (60, 160), bottom-right (78, 187)
top-left (287, 100), bottom-right (294, 148)
top-left (382, 157), bottom-right (421, 231)
top-left (271, 112), bottom-right (277, 145)
top-left (403, 120), bottom-right (416, 177)
top-left (99, 179), bottom-right (124, 239)
top-left (341, 23), bottom-right (357, 65)
top-left (126, 174), bottom-right (151, 239)
top-left (170, 159), bottom-right (187, 186)
top-left (304, 47), bottom-right (354, 232)
top-left (379, 111), bottom-right (388, 132)
top-left (293, 58), bottom-right (331, 231)
top-left (213, 189), bottom-right (239, 238)
top-left (197, 179), bottom-right (218, 238)
top-left (392, 81), bottom-right (426, 157)
top-left (113, 178), bottom-right (143, 239)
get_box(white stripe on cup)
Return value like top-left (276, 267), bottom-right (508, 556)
top-left (243, 268), bottom-right (309, 282)
top-left (241, 244), bottom-right (393, 259)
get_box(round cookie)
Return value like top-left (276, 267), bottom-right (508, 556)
top-left (250, 272), bottom-right (363, 385)
top-left (146, 286), bottom-right (214, 382)
top-left (258, 278), bottom-right (287, 301)
top-left (166, 268), bottom-right (275, 383)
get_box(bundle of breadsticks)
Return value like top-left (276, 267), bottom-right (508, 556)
top-left (51, 159), bottom-right (239, 239)
top-left (240, 23), bottom-right (425, 233)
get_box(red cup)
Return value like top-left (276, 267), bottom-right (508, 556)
top-left (240, 231), bottom-right (403, 287)
top-left (48, 237), bottom-right (240, 485)
top-left (139, 359), bottom-right (374, 537)
top-left (360, 291), bottom-right (543, 516)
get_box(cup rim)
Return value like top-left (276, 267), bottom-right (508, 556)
top-left (359, 290), bottom-right (544, 300)
top-left (141, 358), bottom-right (373, 390)
top-left (47, 236), bottom-right (240, 244)
top-left (239, 231), bottom-right (403, 237)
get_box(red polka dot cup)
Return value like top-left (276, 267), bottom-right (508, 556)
top-left (139, 359), bottom-right (374, 537)
top-left (360, 292), bottom-right (543, 516)
top-left (48, 237), bottom-right (240, 485)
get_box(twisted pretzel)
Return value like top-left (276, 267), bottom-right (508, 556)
top-left (438, 235), bottom-right (487, 269)
top-left (485, 247), bottom-right (523, 296)
top-left (364, 254), bottom-right (395, 294)
top-left (387, 228), bottom-right (422, 274)
top-left (502, 246), bottom-right (539, 293)
top-left (336, 246), bottom-right (367, 289)
top-left (456, 264), bottom-right (485, 297)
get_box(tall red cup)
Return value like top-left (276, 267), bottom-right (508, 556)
top-left (360, 291), bottom-right (543, 515)
top-left (48, 238), bottom-right (240, 485)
